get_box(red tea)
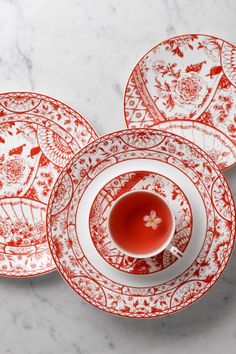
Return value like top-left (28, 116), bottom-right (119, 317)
top-left (108, 191), bottom-right (175, 257)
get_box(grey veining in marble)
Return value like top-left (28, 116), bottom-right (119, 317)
top-left (0, 0), bottom-right (236, 353)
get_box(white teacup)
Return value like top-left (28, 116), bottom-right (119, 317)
top-left (108, 190), bottom-right (183, 259)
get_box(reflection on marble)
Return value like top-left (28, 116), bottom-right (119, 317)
top-left (0, 0), bottom-right (236, 353)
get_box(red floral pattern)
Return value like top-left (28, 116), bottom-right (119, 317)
top-left (0, 217), bottom-right (46, 247)
top-left (3, 156), bottom-right (25, 183)
top-left (173, 73), bottom-right (207, 105)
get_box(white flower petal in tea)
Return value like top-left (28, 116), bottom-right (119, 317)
top-left (143, 210), bottom-right (162, 230)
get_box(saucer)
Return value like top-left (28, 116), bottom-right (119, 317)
top-left (124, 34), bottom-right (236, 170)
top-left (47, 129), bottom-right (235, 318)
top-left (89, 171), bottom-right (192, 274)
top-left (0, 92), bottom-right (97, 277)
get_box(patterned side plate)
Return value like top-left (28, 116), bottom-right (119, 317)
top-left (0, 92), bottom-right (97, 277)
top-left (124, 34), bottom-right (236, 170)
top-left (47, 129), bottom-right (235, 318)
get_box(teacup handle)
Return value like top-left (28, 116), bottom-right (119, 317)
top-left (166, 244), bottom-right (183, 259)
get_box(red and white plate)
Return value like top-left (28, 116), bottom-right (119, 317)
top-left (124, 34), bottom-right (236, 170)
top-left (47, 129), bottom-right (235, 318)
top-left (0, 92), bottom-right (97, 277)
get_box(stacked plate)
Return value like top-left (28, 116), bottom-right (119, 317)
top-left (0, 34), bottom-right (235, 319)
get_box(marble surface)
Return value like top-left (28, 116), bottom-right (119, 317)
top-left (0, 0), bottom-right (235, 353)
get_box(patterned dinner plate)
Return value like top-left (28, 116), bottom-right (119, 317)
top-left (124, 34), bottom-right (236, 170)
top-left (47, 129), bottom-right (235, 318)
top-left (0, 92), bottom-right (97, 277)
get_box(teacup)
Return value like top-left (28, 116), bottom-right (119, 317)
top-left (108, 190), bottom-right (183, 259)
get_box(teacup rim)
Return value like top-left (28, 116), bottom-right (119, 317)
top-left (107, 189), bottom-right (176, 259)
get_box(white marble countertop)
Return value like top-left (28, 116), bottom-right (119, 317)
top-left (0, 0), bottom-right (236, 353)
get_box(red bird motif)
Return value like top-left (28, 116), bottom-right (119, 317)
top-left (28, 146), bottom-right (41, 158)
top-left (185, 61), bottom-right (206, 73)
top-left (9, 144), bottom-right (26, 156)
top-left (206, 66), bottom-right (223, 78)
